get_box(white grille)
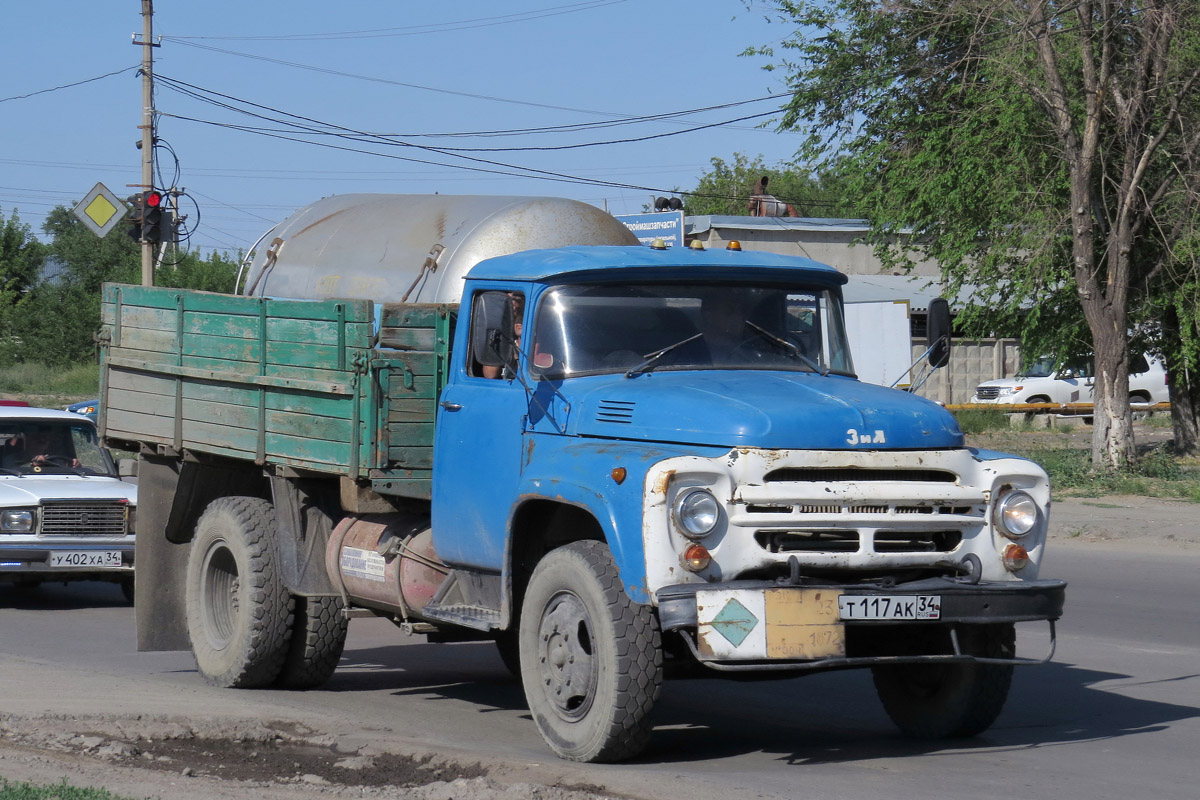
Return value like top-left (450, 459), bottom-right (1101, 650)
top-left (39, 502), bottom-right (129, 537)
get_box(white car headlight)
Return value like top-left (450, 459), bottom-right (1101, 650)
top-left (1, 509), bottom-right (35, 533)
top-left (673, 489), bottom-right (720, 539)
top-left (994, 490), bottom-right (1038, 538)
top-left (998, 386), bottom-right (1022, 397)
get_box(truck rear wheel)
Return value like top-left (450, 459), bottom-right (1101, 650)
top-left (519, 540), bottom-right (662, 763)
top-left (872, 623), bottom-right (1015, 738)
top-left (274, 595), bottom-right (348, 689)
top-left (185, 497), bottom-right (294, 688)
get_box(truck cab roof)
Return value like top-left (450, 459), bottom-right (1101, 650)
top-left (465, 245), bottom-right (849, 287)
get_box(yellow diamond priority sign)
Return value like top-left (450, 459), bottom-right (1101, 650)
top-left (72, 182), bottom-right (128, 238)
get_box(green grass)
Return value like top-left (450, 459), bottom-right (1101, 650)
top-left (952, 408), bottom-right (1015, 435)
top-left (1004, 445), bottom-right (1200, 501)
top-left (0, 362), bottom-right (99, 403)
top-left (955, 410), bottom-right (1200, 501)
top-left (0, 779), bottom-right (135, 800)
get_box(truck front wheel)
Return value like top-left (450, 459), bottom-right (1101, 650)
top-left (519, 540), bottom-right (662, 763)
top-left (185, 497), bottom-right (294, 688)
top-left (871, 623), bottom-right (1015, 738)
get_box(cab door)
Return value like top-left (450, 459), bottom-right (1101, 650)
top-left (431, 288), bottom-right (529, 570)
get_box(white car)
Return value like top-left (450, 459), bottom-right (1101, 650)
top-left (972, 353), bottom-right (1168, 406)
top-left (0, 407), bottom-right (137, 601)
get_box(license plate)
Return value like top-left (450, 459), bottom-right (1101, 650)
top-left (48, 550), bottom-right (123, 568)
top-left (838, 594), bottom-right (940, 620)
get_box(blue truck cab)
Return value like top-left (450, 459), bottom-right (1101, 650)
top-left (429, 245), bottom-right (1063, 758)
top-left (105, 195), bottom-right (1064, 764)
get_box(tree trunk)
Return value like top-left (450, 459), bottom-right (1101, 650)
top-left (1169, 372), bottom-right (1200, 456)
top-left (1163, 306), bottom-right (1200, 456)
top-left (1090, 325), bottom-right (1136, 469)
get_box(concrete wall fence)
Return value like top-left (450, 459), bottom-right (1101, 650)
top-left (910, 338), bottom-right (1021, 405)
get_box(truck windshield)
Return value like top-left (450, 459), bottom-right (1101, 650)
top-left (0, 420), bottom-right (116, 476)
top-left (530, 282), bottom-right (854, 379)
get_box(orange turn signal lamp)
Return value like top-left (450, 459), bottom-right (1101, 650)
top-left (682, 544), bottom-right (711, 572)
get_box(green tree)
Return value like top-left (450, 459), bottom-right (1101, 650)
top-left (0, 207), bottom-right (45, 296)
top-left (6, 207), bottom-right (142, 366)
top-left (41, 206), bottom-right (140, 292)
top-left (755, 1), bottom-right (1200, 466)
top-left (5, 206), bottom-right (242, 366)
top-left (682, 153), bottom-right (851, 216)
top-left (0, 208), bottom-right (47, 361)
top-left (157, 250), bottom-right (241, 294)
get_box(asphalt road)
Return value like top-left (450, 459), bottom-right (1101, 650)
top-left (2, 537), bottom-right (1199, 800)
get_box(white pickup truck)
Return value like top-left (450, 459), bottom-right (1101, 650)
top-left (0, 407), bottom-right (137, 601)
top-left (971, 354), bottom-right (1169, 406)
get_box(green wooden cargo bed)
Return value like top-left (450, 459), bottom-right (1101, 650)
top-left (100, 283), bottom-right (455, 500)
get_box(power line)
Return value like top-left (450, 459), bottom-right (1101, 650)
top-left (187, 189), bottom-right (279, 224)
top-left (161, 38), bottom-right (781, 135)
top-left (153, 75), bottom-right (779, 198)
top-left (159, 109), bottom-right (838, 208)
top-left (0, 66), bottom-right (138, 104)
top-left (165, 39), bottom-right (634, 116)
top-left (163, 1), bottom-right (628, 41)
top-left (156, 75), bottom-right (786, 153)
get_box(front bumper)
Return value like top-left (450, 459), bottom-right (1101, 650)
top-left (0, 543), bottom-right (134, 577)
top-left (657, 577), bottom-right (1066, 672)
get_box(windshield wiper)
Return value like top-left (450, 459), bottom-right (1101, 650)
top-left (745, 321), bottom-right (829, 375)
top-left (626, 333), bottom-right (703, 378)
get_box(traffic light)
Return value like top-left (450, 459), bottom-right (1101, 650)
top-left (142, 190), bottom-right (165, 244)
top-left (126, 194), bottom-right (145, 240)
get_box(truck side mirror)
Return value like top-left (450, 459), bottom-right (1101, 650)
top-left (926, 298), bottom-right (951, 369)
top-left (471, 291), bottom-right (514, 369)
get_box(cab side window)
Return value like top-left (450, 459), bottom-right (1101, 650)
top-left (468, 290), bottom-right (525, 379)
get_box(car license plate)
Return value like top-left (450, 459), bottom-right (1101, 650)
top-left (48, 550), bottom-right (123, 568)
top-left (838, 595), bottom-right (940, 620)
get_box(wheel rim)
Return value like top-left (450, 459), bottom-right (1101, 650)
top-left (536, 590), bottom-right (598, 721)
top-left (199, 538), bottom-right (240, 650)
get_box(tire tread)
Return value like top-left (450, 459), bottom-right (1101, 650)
top-left (521, 540), bottom-right (662, 763)
top-left (186, 496), bottom-right (294, 689)
top-left (274, 595), bottom-right (348, 689)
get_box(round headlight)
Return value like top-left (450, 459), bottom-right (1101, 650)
top-left (674, 489), bottom-right (720, 539)
top-left (994, 490), bottom-right (1038, 538)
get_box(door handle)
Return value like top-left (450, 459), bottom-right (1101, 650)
top-left (439, 401), bottom-right (462, 411)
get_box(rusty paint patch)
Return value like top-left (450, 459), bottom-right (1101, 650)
top-left (294, 207), bottom-right (351, 239)
top-left (653, 469), bottom-right (676, 496)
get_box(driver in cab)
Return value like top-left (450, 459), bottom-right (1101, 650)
top-left (2, 426), bottom-right (81, 469)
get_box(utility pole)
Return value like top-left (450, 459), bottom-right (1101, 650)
top-left (135, 0), bottom-right (157, 286)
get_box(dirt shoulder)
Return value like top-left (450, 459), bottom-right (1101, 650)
top-left (0, 713), bottom-right (624, 800)
top-left (1048, 494), bottom-right (1200, 550)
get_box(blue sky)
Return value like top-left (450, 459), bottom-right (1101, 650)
top-left (1, 1), bottom-right (803, 257)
